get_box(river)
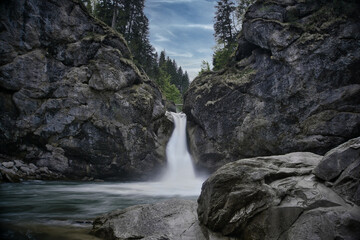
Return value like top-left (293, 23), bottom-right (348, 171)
top-left (0, 112), bottom-right (206, 239)
top-left (0, 180), bottom-right (203, 239)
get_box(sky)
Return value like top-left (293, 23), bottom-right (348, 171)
top-left (144, 0), bottom-right (217, 81)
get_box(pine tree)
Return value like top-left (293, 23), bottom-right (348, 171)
top-left (156, 67), bottom-right (182, 104)
top-left (80, 0), bottom-right (93, 14)
top-left (177, 67), bottom-right (184, 93)
top-left (159, 51), bottom-right (166, 67)
top-left (92, 2), bottom-right (189, 101)
top-left (212, 0), bottom-right (255, 70)
top-left (214, 0), bottom-right (236, 46)
top-left (199, 60), bottom-right (211, 76)
top-left (182, 71), bottom-right (190, 93)
top-left (236, 0), bottom-right (255, 22)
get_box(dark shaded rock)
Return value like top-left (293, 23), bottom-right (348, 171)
top-left (91, 199), bottom-right (235, 240)
top-left (314, 137), bottom-right (360, 180)
top-left (314, 137), bottom-right (360, 205)
top-left (0, 156), bottom-right (64, 182)
top-left (2, 161), bottom-right (14, 168)
top-left (235, 36), bottom-right (257, 61)
top-left (197, 152), bottom-right (360, 239)
top-left (184, 0), bottom-right (360, 172)
top-left (0, 0), bottom-right (171, 180)
top-left (165, 100), bottom-right (177, 112)
top-left (14, 160), bottom-right (25, 168)
top-left (277, 206), bottom-right (360, 240)
top-left (0, 166), bottom-right (21, 182)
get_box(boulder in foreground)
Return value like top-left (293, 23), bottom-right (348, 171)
top-left (91, 199), bottom-right (235, 240)
top-left (314, 136), bottom-right (360, 205)
top-left (197, 149), bottom-right (360, 239)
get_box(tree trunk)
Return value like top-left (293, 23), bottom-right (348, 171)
top-left (111, 8), bottom-right (117, 29)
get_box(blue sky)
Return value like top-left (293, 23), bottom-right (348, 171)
top-left (144, 0), bottom-right (217, 80)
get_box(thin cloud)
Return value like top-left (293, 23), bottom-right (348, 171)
top-left (153, 46), bottom-right (193, 58)
top-left (154, 33), bottom-right (171, 42)
top-left (172, 24), bottom-right (213, 30)
top-left (166, 30), bottom-right (176, 38)
top-left (167, 50), bottom-right (193, 58)
top-left (196, 48), bottom-right (213, 54)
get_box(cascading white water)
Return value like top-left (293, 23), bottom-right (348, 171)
top-left (162, 112), bottom-right (196, 181)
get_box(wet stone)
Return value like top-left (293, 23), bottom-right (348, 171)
top-left (2, 162), bottom-right (14, 168)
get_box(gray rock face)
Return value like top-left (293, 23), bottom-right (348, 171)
top-left (0, 0), bottom-right (171, 180)
top-left (0, 157), bottom-right (62, 182)
top-left (91, 199), bottom-right (235, 240)
top-left (314, 137), bottom-right (360, 205)
top-left (184, 0), bottom-right (360, 172)
top-left (197, 152), bottom-right (360, 240)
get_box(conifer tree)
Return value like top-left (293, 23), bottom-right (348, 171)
top-left (159, 51), bottom-right (166, 67)
top-left (214, 0), bottom-right (235, 46)
top-left (182, 71), bottom-right (190, 93)
top-left (91, 1), bottom-right (189, 102)
top-left (236, 0), bottom-right (255, 21)
top-left (212, 0), bottom-right (255, 70)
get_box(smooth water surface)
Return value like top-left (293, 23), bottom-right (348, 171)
top-left (0, 180), bottom-right (203, 239)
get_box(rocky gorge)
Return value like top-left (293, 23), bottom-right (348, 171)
top-left (0, 0), bottom-right (172, 181)
top-left (90, 0), bottom-right (360, 239)
top-left (0, 0), bottom-right (359, 239)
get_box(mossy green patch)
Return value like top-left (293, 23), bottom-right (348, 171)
top-left (120, 57), bottom-right (146, 82)
top-left (250, 18), bottom-right (288, 28)
top-left (301, 110), bottom-right (338, 134)
top-left (224, 67), bottom-right (256, 85)
top-left (298, 32), bottom-right (328, 45)
top-left (297, 4), bottom-right (347, 33)
top-left (83, 33), bottom-right (106, 42)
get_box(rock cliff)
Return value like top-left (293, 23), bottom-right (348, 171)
top-left (184, 0), bottom-right (360, 172)
top-left (0, 0), bottom-right (171, 180)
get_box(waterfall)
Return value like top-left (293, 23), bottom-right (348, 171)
top-left (161, 112), bottom-right (200, 184)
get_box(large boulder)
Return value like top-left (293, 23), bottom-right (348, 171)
top-left (184, 0), bottom-right (360, 172)
top-left (197, 152), bottom-right (360, 239)
top-left (0, 0), bottom-right (171, 180)
top-left (91, 199), bottom-right (235, 240)
top-left (314, 137), bottom-right (360, 205)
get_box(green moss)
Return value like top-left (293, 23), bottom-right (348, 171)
top-left (72, 0), bottom-right (132, 59)
top-left (320, 16), bottom-right (347, 31)
top-left (83, 33), bottom-right (106, 42)
top-left (194, 78), bottom-right (214, 99)
top-left (298, 32), bottom-right (328, 45)
top-left (119, 57), bottom-right (146, 81)
top-left (298, 4), bottom-right (348, 34)
top-left (224, 67), bottom-right (256, 85)
top-left (250, 18), bottom-right (288, 28)
top-left (193, 67), bottom-right (255, 103)
top-left (301, 110), bottom-right (338, 134)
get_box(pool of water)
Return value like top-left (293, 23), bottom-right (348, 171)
top-left (0, 180), bottom-right (204, 240)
